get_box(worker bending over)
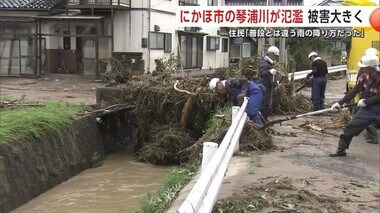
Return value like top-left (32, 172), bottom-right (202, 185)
top-left (210, 78), bottom-right (265, 126)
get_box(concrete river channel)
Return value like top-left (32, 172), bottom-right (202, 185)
top-left (13, 153), bottom-right (170, 212)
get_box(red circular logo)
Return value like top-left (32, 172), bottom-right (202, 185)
top-left (369, 7), bottom-right (380, 32)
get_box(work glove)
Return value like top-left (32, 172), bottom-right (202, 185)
top-left (331, 102), bottom-right (341, 111)
top-left (357, 99), bottom-right (366, 107)
top-left (269, 68), bottom-right (277, 75)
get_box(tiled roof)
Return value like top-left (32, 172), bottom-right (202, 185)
top-left (225, 0), bottom-right (304, 6)
top-left (0, 0), bottom-right (64, 10)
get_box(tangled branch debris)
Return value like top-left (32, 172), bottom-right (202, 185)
top-left (136, 125), bottom-right (195, 164)
top-left (187, 114), bottom-right (273, 161)
top-left (102, 62), bottom-right (315, 165)
top-left (331, 109), bottom-right (352, 126)
top-left (273, 83), bottom-right (312, 114)
top-left (118, 77), bottom-right (218, 164)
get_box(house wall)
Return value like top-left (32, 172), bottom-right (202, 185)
top-left (0, 13), bottom-right (39, 76)
top-left (122, 0), bottom-right (229, 72)
top-left (1, 0), bottom-right (229, 76)
top-left (148, 11), bottom-right (177, 71)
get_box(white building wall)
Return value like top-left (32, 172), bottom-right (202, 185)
top-left (148, 11), bottom-right (178, 72)
top-left (114, 0), bottom-right (230, 72)
top-left (201, 27), bottom-right (230, 69)
top-left (130, 0), bottom-right (149, 8)
top-left (114, 11), bottom-right (129, 52)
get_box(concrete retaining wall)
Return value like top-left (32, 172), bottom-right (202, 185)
top-left (0, 116), bottom-right (106, 212)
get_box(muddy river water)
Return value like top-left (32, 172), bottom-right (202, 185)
top-left (13, 152), bottom-right (170, 213)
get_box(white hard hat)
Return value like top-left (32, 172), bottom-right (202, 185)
top-left (308, 52), bottom-right (318, 59)
top-left (364, 47), bottom-right (378, 56)
top-left (267, 46), bottom-right (280, 56)
top-left (209, 78), bottom-right (220, 90)
top-left (357, 54), bottom-right (379, 68)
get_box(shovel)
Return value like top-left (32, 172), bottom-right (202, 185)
top-left (259, 103), bottom-right (356, 129)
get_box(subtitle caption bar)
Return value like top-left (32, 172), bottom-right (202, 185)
top-left (229, 28), bottom-right (365, 38)
top-left (177, 6), bottom-right (378, 27)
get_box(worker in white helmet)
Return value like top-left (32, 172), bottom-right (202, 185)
top-left (330, 54), bottom-right (380, 157)
top-left (354, 47), bottom-right (379, 144)
top-left (209, 77), bottom-right (265, 126)
top-left (306, 51), bottom-right (328, 111)
top-left (357, 47), bottom-right (379, 78)
top-left (258, 46), bottom-right (279, 122)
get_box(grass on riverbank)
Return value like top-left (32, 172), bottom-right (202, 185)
top-left (0, 102), bottom-right (89, 148)
top-left (139, 161), bottom-right (199, 213)
top-left (138, 107), bottom-right (231, 212)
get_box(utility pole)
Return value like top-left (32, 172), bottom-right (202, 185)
top-left (279, 0), bottom-right (287, 72)
top-left (258, 0), bottom-right (273, 56)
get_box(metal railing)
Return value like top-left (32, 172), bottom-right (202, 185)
top-left (178, 98), bottom-right (248, 213)
top-left (288, 65), bottom-right (347, 81)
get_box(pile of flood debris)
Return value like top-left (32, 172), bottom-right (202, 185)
top-left (103, 75), bottom-right (274, 165)
top-left (273, 83), bottom-right (312, 114)
top-left (100, 65), bottom-right (311, 165)
top-left (120, 77), bottom-right (218, 164)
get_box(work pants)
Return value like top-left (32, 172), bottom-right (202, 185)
top-left (311, 76), bottom-right (327, 111)
top-left (260, 84), bottom-right (272, 122)
top-left (338, 106), bottom-right (380, 150)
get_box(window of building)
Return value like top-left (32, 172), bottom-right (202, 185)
top-left (179, 0), bottom-right (198, 6)
top-left (149, 32), bottom-right (172, 52)
top-left (76, 26), bottom-right (96, 35)
top-left (206, 36), bottom-right (219, 51)
top-left (149, 32), bottom-right (164, 49)
top-left (164, 33), bottom-right (172, 53)
top-left (221, 38), bottom-right (228, 52)
top-left (242, 43), bottom-right (251, 58)
top-left (180, 34), bottom-right (203, 69)
top-left (207, 0), bottom-right (218, 6)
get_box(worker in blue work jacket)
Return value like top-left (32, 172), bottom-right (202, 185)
top-left (258, 46), bottom-right (280, 122)
top-left (306, 52), bottom-right (328, 111)
top-left (209, 78), bottom-right (265, 126)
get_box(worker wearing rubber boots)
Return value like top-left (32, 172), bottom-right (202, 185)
top-left (258, 46), bottom-right (279, 122)
top-left (306, 52), bottom-right (328, 111)
top-left (330, 54), bottom-right (380, 157)
top-left (354, 48), bottom-right (380, 144)
top-left (209, 78), bottom-right (265, 126)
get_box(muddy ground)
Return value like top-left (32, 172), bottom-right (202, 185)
top-left (217, 114), bottom-right (379, 212)
top-left (0, 75), bottom-right (107, 104)
top-left (1, 76), bottom-right (379, 212)
top-left (168, 78), bottom-right (379, 212)
top-left (215, 78), bottom-right (380, 212)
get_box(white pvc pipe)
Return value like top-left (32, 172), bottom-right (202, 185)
top-left (201, 142), bottom-right (218, 173)
top-left (232, 106), bottom-right (240, 153)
